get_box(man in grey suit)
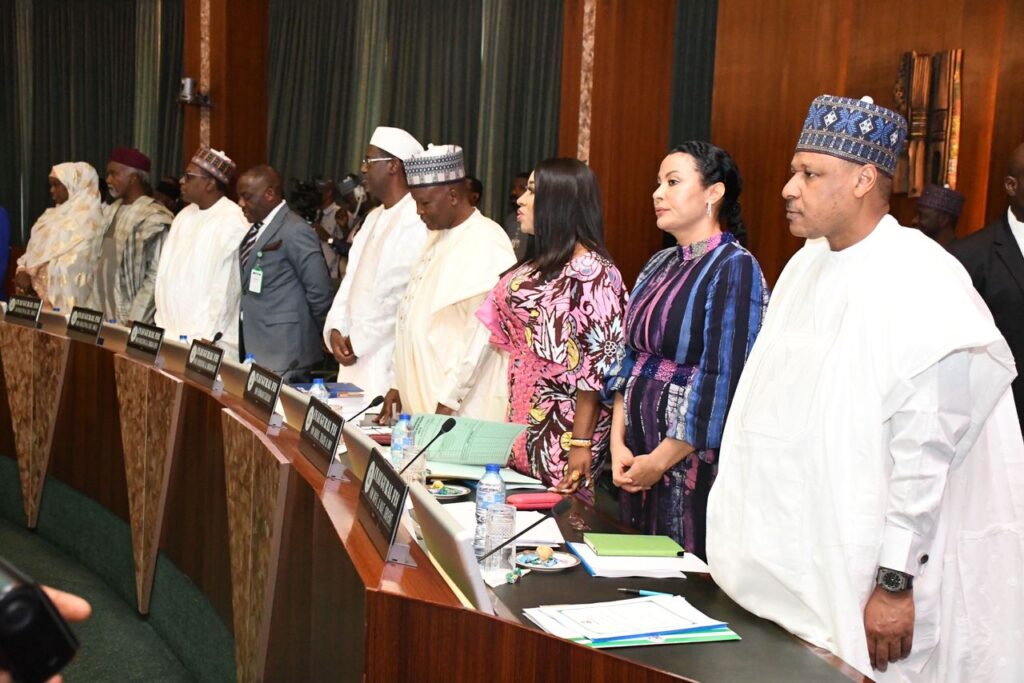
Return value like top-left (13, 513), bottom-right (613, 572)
top-left (236, 165), bottom-right (332, 382)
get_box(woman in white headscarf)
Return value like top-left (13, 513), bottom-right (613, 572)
top-left (14, 162), bottom-right (104, 310)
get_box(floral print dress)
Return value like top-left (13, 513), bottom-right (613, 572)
top-left (478, 251), bottom-right (627, 494)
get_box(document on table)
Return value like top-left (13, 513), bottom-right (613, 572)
top-left (523, 594), bottom-right (739, 646)
top-left (568, 542), bottom-right (709, 577)
top-left (411, 414), bottom-right (526, 466)
top-left (443, 501), bottom-right (564, 546)
top-left (425, 462), bottom-right (544, 489)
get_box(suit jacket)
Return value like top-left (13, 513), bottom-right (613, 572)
top-left (948, 214), bottom-right (1024, 427)
top-left (240, 204), bottom-right (332, 374)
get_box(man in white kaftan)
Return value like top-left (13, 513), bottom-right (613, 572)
top-left (155, 147), bottom-right (249, 357)
top-left (383, 144), bottom-right (515, 422)
top-left (706, 95), bottom-right (1024, 683)
top-left (322, 127), bottom-right (427, 401)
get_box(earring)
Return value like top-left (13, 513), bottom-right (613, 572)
top-left (706, 201), bottom-right (713, 218)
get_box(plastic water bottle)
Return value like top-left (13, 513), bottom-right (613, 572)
top-left (309, 378), bottom-right (330, 402)
top-left (474, 464), bottom-right (507, 558)
top-left (390, 413), bottom-right (412, 468)
top-left (179, 334), bottom-right (188, 344)
top-left (242, 353), bottom-right (256, 368)
top-left (400, 422), bottom-right (421, 485)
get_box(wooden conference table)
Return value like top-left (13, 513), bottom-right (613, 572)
top-left (0, 314), bottom-right (868, 683)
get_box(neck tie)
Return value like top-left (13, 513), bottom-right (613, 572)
top-left (239, 221), bottom-right (262, 269)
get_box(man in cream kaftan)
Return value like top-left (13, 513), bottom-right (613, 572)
top-left (385, 144), bottom-right (515, 421)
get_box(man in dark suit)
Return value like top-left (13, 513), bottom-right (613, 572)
top-left (949, 142), bottom-right (1024, 429)
top-left (236, 165), bottom-right (332, 382)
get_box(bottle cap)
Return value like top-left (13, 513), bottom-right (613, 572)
top-left (313, 378), bottom-right (324, 384)
top-left (485, 463), bottom-right (501, 473)
top-left (399, 413), bottom-right (411, 420)
top-left (245, 353), bottom-right (255, 361)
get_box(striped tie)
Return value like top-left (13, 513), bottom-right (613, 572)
top-left (239, 221), bottom-right (262, 270)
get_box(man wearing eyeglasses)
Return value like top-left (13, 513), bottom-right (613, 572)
top-left (154, 147), bottom-right (249, 357)
top-left (322, 126), bottom-right (428, 403)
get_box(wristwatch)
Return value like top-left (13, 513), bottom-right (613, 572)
top-left (876, 566), bottom-right (913, 592)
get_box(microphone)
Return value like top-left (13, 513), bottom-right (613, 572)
top-left (398, 417), bottom-right (456, 475)
top-left (477, 498), bottom-right (573, 563)
top-left (212, 331), bottom-right (223, 343)
top-left (348, 395), bottom-right (384, 422)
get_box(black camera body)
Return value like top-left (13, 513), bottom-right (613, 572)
top-left (0, 557), bottom-right (79, 683)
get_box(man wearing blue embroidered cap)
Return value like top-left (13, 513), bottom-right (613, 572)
top-left (707, 95), bottom-right (1024, 682)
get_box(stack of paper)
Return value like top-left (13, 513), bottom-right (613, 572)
top-left (568, 542), bottom-right (709, 578)
top-left (425, 462), bottom-right (545, 490)
top-left (523, 594), bottom-right (740, 648)
top-left (443, 501), bottom-right (565, 546)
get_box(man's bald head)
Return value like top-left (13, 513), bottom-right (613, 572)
top-left (237, 164), bottom-right (284, 224)
top-left (1007, 143), bottom-right (1024, 220)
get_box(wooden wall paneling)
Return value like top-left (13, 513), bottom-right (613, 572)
top-left (712, 0), bottom-right (1019, 281)
top-left (161, 383), bottom-right (234, 628)
top-left (182, 0), bottom-right (268, 185)
top-left (584, 0), bottom-right (678, 287)
top-left (711, 0), bottom-right (854, 286)
top-left (220, 408), bottom-right (290, 683)
top-left (112, 355), bottom-right (185, 614)
top-left (985, 0), bottom-right (1023, 228)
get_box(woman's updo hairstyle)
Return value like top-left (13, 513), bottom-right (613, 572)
top-left (670, 141), bottom-right (747, 247)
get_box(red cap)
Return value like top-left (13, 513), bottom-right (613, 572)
top-left (109, 147), bottom-right (151, 172)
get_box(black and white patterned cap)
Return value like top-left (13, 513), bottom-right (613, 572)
top-left (404, 144), bottom-right (466, 187)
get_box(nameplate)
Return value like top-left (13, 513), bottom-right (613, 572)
top-left (185, 340), bottom-right (224, 390)
top-left (299, 397), bottom-right (345, 476)
top-left (243, 363), bottom-right (283, 428)
top-left (356, 448), bottom-right (416, 567)
top-left (66, 306), bottom-right (104, 344)
top-left (4, 295), bottom-right (42, 328)
top-left (125, 321), bottom-right (165, 365)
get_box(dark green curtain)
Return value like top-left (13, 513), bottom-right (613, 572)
top-left (28, 0), bottom-right (138, 229)
top-left (268, 0), bottom-right (359, 187)
top-left (383, 0), bottom-right (483, 169)
top-left (155, 0), bottom-right (185, 182)
top-left (476, 0), bottom-right (562, 220)
top-left (666, 0), bottom-right (718, 248)
top-left (0, 1), bottom-right (19, 232)
top-left (669, 0), bottom-right (718, 145)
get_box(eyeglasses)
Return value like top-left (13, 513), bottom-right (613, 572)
top-left (180, 171), bottom-right (209, 181)
top-left (361, 156), bottom-right (394, 166)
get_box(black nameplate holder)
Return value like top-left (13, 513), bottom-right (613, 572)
top-left (66, 306), bottom-right (104, 345)
top-left (243, 363), bottom-right (284, 429)
top-left (125, 321), bottom-right (165, 367)
top-left (299, 397), bottom-right (347, 479)
top-left (4, 295), bottom-right (43, 329)
top-left (184, 340), bottom-right (224, 394)
top-left (356, 448), bottom-right (416, 567)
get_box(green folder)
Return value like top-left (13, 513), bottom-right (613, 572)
top-left (582, 532), bottom-right (684, 557)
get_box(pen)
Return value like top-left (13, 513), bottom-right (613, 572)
top-left (616, 588), bottom-right (676, 597)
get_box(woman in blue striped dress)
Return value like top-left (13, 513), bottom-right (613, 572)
top-left (606, 142), bottom-right (768, 559)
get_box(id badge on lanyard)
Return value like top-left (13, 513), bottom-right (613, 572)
top-left (249, 255), bottom-right (263, 295)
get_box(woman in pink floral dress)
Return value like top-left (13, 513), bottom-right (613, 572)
top-left (477, 158), bottom-right (627, 498)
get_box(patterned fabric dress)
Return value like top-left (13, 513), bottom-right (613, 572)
top-left (479, 251), bottom-right (627, 496)
top-left (606, 232), bottom-right (768, 558)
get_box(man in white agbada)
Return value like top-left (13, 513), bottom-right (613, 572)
top-left (155, 147), bottom-right (249, 357)
top-left (707, 95), bottom-right (1024, 682)
top-left (322, 126), bottom-right (427, 401)
top-left (380, 144), bottom-right (515, 422)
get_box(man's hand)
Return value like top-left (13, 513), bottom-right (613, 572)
top-left (864, 585), bottom-right (914, 672)
top-left (12, 270), bottom-right (33, 296)
top-left (377, 388), bottom-right (401, 424)
top-left (434, 403), bottom-right (454, 416)
top-left (328, 329), bottom-right (357, 366)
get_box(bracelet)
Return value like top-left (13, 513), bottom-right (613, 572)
top-left (568, 437), bottom-right (593, 448)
